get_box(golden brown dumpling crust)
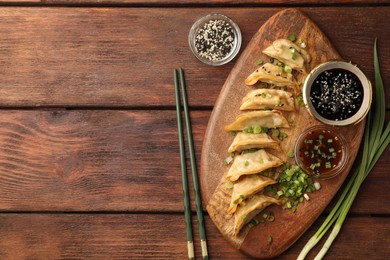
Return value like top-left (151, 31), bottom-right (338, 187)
top-left (233, 194), bottom-right (281, 236)
top-left (244, 63), bottom-right (296, 89)
top-left (228, 174), bottom-right (277, 214)
top-left (224, 110), bottom-right (290, 132)
top-left (262, 39), bottom-right (311, 73)
top-left (227, 132), bottom-right (281, 153)
top-left (226, 149), bottom-right (283, 181)
top-left (240, 88), bottom-right (295, 111)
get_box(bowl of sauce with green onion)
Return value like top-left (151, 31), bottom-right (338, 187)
top-left (294, 125), bottom-right (349, 179)
top-left (303, 61), bottom-right (372, 126)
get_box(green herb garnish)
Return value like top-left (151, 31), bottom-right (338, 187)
top-left (298, 39), bottom-right (390, 260)
top-left (256, 60), bottom-right (264, 65)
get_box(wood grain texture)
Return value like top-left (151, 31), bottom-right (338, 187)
top-left (0, 4), bottom-right (387, 260)
top-left (0, 110), bottom-right (187, 211)
top-left (1, 0), bottom-right (390, 5)
top-left (0, 7), bottom-right (388, 108)
top-left (0, 213), bottom-right (387, 259)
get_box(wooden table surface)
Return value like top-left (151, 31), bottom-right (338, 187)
top-left (0, 1), bottom-right (388, 259)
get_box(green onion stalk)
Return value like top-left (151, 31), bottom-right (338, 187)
top-left (297, 39), bottom-right (390, 260)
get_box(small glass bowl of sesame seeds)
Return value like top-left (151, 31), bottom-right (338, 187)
top-left (302, 61), bottom-right (372, 126)
top-left (188, 13), bottom-right (242, 66)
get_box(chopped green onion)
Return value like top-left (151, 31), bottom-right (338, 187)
top-left (296, 95), bottom-right (305, 107)
top-left (292, 52), bottom-right (297, 60)
top-left (224, 155), bottom-right (233, 165)
top-left (256, 60), bottom-right (264, 65)
top-left (242, 148), bottom-right (258, 154)
top-left (284, 65), bottom-right (292, 73)
top-left (273, 129), bottom-right (280, 137)
top-left (268, 235), bottom-right (273, 244)
top-left (287, 150), bottom-right (294, 158)
top-left (243, 127), bottom-right (253, 133)
top-left (253, 126), bottom-right (261, 134)
top-left (280, 132), bottom-right (288, 139)
top-left (244, 160), bottom-right (249, 167)
top-left (289, 34), bottom-right (296, 42)
top-left (226, 181), bottom-right (234, 189)
top-left (248, 218), bottom-right (260, 228)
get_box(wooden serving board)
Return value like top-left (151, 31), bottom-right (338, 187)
top-left (200, 8), bottom-right (366, 258)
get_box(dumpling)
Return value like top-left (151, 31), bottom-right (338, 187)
top-left (226, 149), bottom-right (283, 181)
top-left (224, 110), bottom-right (290, 132)
top-left (233, 194), bottom-right (281, 236)
top-left (228, 174), bottom-right (276, 214)
top-left (262, 39), bottom-right (311, 73)
top-left (240, 88), bottom-right (295, 111)
top-left (227, 132), bottom-right (281, 153)
top-left (244, 63), bottom-right (296, 88)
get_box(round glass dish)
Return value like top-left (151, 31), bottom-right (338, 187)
top-left (188, 13), bottom-right (242, 66)
top-left (294, 125), bottom-right (349, 179)
top-left (302, 61), bottom-right (372, 126)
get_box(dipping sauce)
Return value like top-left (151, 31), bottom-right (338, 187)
top-left (295, 125), bottom-right (348, 179)
top-left (310, 69), bottom-right (363, 121)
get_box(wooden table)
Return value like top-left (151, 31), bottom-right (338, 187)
top-left (0, 1), bottom-right (388, 259)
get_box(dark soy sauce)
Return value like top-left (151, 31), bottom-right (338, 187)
top-left (310, 69), bottom-right (363, 121)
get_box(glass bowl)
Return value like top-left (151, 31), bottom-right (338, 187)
top-left (302, 61), bottom-right (372, 126)
top-left (188, 13), bottom-right (242, 66)
top-left (294, 125), bottom-right (349, 179)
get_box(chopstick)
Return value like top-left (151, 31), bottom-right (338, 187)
top-left (174, 68), bottom-right (209, 260)
top-left (174, 69), bottom-right (194, 260)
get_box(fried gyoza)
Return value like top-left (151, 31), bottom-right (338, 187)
top-left (226, 149), bottom-right (283, 181)
top-left (227, 132), bottom-right (280, 153)
top-left (240, 88), bottom-right (295, 111)
top-left (224, 110), bottom-right (290, 132)
top-left (233, 194), bottom-right (281, 236)
top-left (244, 63), bottom-right (296, 89)
top-left (262, 39), bottom-right (311, 73)
top-left (228, 174), bottom-right (276, 214)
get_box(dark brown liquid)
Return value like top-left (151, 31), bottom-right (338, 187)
top-left (298, 128), bottom-right (343, 176)
top-left (310, 69), bottom-right (363, 121)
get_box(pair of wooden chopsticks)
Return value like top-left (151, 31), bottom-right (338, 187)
top-left (174, 68), bottom-right (208, 260)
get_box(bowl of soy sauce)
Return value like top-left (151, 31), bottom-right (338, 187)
top-left (302, 61), bottom-right (372, 126)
